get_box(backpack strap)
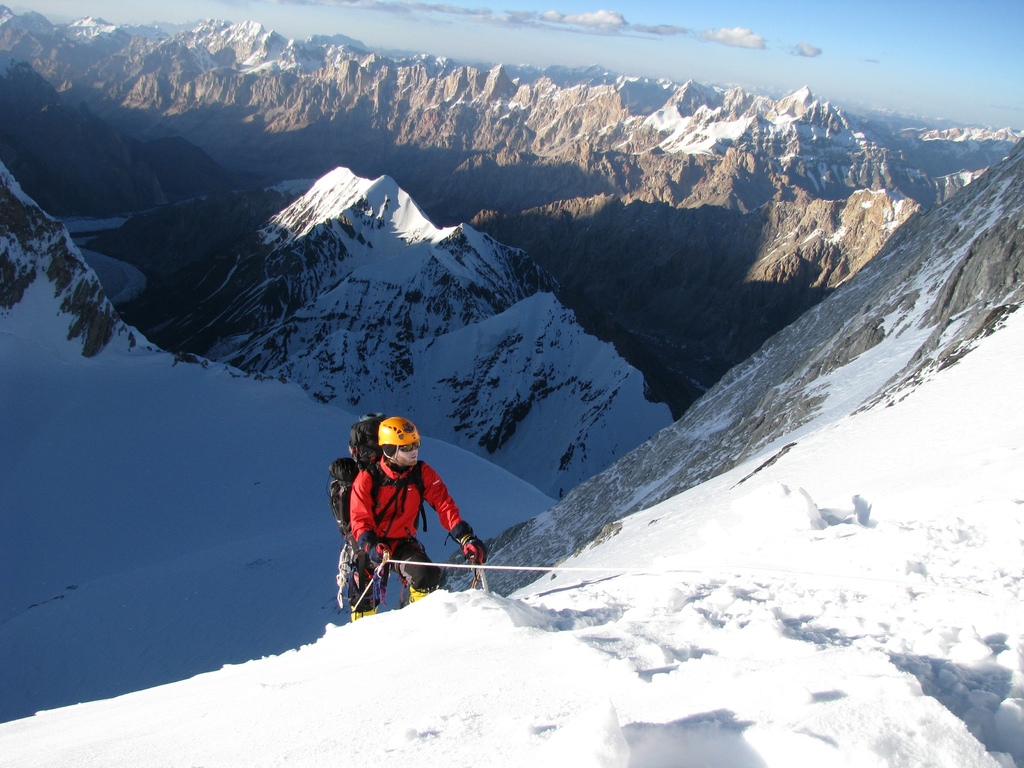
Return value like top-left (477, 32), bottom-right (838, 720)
top-left (366, 461), bottom-right (428, 536)
top-left (412, 463), bottom-right (427, 533)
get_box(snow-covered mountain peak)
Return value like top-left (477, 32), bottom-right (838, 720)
top-left (268, 167), bottom-right (439, 244)
top-left (664, 79), bottom-right (724, 116)
top-left (769, 87), bottom-right (843, 131)
top-left (644, 103), bottom-right (752, 155)
top-left (65, 16), bottom-right (121, 39)
top-left (613, 75), bottom-right (675, 116)
top-left (178, 18), bottom-right (291, 70)
top-left (189, 165), bottom-right (668, 495)
top-left (776, 85), bottom-right (814, 114)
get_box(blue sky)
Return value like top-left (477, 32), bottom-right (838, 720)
top-left (13, 0), bottom-right (1024, 128)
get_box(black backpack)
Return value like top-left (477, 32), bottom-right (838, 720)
top-left (327, 413), bottom-right (385, 536)
top-left (327, 456), bottom-right (360, 536)
top-left (349, 413), bottom-right (386, 471)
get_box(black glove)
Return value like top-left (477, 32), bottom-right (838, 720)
top-left (450, 521), bottom-right (486, 564)
top-left (357, 531), bottom-right (390, 566)
top-left (461, 536), bottom-right (486, 565)
top-left (370, 543), bottom-right (390, 566)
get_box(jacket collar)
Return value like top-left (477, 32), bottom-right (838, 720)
top-left (379, 457), bottom-right (416, 480)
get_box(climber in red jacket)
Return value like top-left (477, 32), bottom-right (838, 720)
top-left (347, 416), bottom-right (486, 620)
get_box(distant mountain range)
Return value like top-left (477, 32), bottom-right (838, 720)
top-left (0, 57), bottom-right (244, 216)
top-left (3, 9), bottom-right (1015, 214)
top-left (1, 6), bottom-right (1020, 459)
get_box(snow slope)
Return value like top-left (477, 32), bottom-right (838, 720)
top-left (0, 162), bottom-right (554, 723)
top-left (0, 329), bottom-right (553, 723)
top-left (1, 257), bottom-right (1021, 767)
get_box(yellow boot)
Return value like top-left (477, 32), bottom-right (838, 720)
top-left (350, 606), bottom-right (376, 621)
top-left (409, 587), bottom-right (432, 603)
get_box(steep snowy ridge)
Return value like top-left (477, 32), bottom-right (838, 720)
top-left (0, 163), bottom-right (136, 357)
top-left (485, 140), bottom-right (1024, 593)
top-left (409, 292), bottom-right (666, 497)
top-left (199, 167), bottom-right (671, 495)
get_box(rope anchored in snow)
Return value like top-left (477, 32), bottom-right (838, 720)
top-left (386, 558), bottom-right (673, 574)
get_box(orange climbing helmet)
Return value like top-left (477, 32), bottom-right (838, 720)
top-left (377, 416), bottom-right (421, 448)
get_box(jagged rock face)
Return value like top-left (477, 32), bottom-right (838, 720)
top-left (472, 187), bottom-right (920, 415)
top-left (483, 141), bottom-right (1024, 594)
top-left (0, 161), bottom-right (133, 356)
top-left (747, 188), bottom-right (918, 287)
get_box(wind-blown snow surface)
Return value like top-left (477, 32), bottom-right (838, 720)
top-left (3, 245), bottom-right (1022, 764)
top-left (0, 331), bottom-right (552, 723)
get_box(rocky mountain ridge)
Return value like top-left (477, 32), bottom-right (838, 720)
top-left (482, 139), bottom-right (1024, 593)
top-left (2, 9), bottom-right (1017, 220)
top-left (0, 161), bottom-right (137, 356)
top-left (0, 56), bottom-right (243, 215)
top-left (474, 184), bottom-right (919, 414)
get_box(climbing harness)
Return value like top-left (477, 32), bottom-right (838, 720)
top-left (347, 551), bottom-right (392, 614)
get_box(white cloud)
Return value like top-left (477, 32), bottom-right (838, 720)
top-left (794, 41), bottom-right (822, 57)
top-left (700, 26), bottom-right (766, 49)
top-left (538, 9), bottom-right (627, 32)
top-left (407, 2), bottom-right (492, 17)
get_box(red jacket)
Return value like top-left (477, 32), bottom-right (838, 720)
top-left (349, 459), bottom-right (463, 545)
